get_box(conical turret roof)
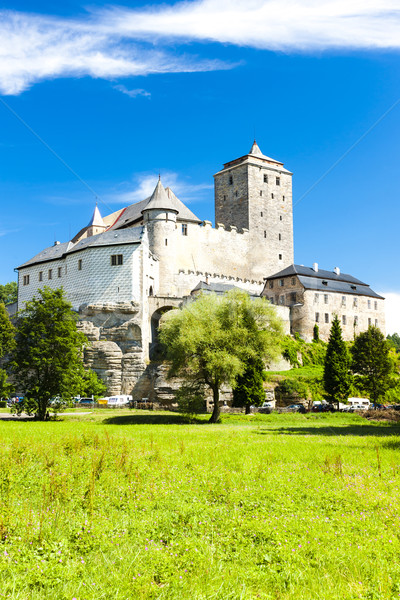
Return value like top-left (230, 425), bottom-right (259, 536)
top-left (87, 204), bottom-right (106, 228)
top-left (142, 178), bottom-right (179, 213)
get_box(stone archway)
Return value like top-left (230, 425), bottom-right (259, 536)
top-left (150, 305), bottom-right (179, 359)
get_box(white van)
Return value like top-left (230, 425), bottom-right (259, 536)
top-left (347, 397), bottom-right (370, 411)
top-left (107, 395), bottom-right (132, 408)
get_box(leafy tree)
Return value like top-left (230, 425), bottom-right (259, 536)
top-left (323, 315), bottom-right (352, 409)
top-left (232, 356), bottom-right (266, 414)
top-left (0, 369), bottom-right (14, 399)
top-left (0, 282), bottom-right (17, 306)
top-left (0, 302), bottom-right (15, 358)
top-left (10, 287), bottom-right (87, 420)
top-left (351, 326), bottom-right (394, 404)
top-left (76, 368), bottom-right (107, 399)
top-left (387, 333), bottom-right (400, 354)
top-left (159, 289), bottom-right (284, 423)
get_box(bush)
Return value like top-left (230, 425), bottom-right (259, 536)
top-left (275, 379), bottom-right (309, 403)
top-left (0, 400), bottom-right (6, 408)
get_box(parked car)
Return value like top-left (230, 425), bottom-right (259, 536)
top-left (77, 397), bottom-right (95, 406)
top-left (347, 397), bottom-right (370, 411)
top-left (107, 395), bottom-right (132, 408)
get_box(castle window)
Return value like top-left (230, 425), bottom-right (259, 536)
top-left (283, 195), bottom-right (285, 201)
top-left (279, 254), bottom-right (282, 260)
top-left (315, 312), bottom-right (319, 323)
top-left (260, 211), bottom-right (263, 217)
top-left (235, 191), bottom-right (238, 197)
top-left (263, 174), bottom-right (268, 183)
top-left (322, 280), bottom-right (328, 286)
top-left (354, 316), bottom-right (358, 326)
top-left (291, 292), bottom-right (296, 303)
top-left (279, 295), bottom-right (285, 305)
top-left (48, 269), bottom-right (52, 280)
top-left (111, 254), bottom-right (123, 266)
top-left (279, 279), bottom-right (284, 287)
top-left (223, 195), bottom-right (226, 201)
top-left (368, 318), bottom-right (371, 326)
top-left (353, 298), bottom-right (358, 308)
top-left (165, 239), bottom-right (168, 246)
top-left (342, 315), bottom-right (347, 325)
top-left (375, 319), bottom-right (378, 326)
top-left (271, 193), bottom-right (274, 199)
top-left (351, 285), bottom-right (357, 290)
top-left (325, 313), bottom-right (329, 323)
top-left (341, 296), bottom-right (346, 307)
top-left (149, 286), bottom-right (154, 297)
top-left (279, 233), bottom-right (282, 241)
top-left (368, 299), bottom-right (371, 309)
top-left (78, 260), bottom-right (82, 271)
top-left (276, 177), bottom-right (280, 186)
top-left (58, 267), bottom-right (62, 278)
top-left (264, 231), bottom-right (266, 238)
top-left (23, 274), bottom-right (30, 286)
top-left (269, 281), bottom-right (274, 289)
top-left (374, 301), bottom-right (378, 310)
top-left (38, 271), bottom-right (43, 282)
top-left (324, 294), bottom-right (329, 304)
top-left (269, 297), bottom-right (274, 304)
top-left (260, 190), bottom-right (262, 196)
top-left (314, 293), bottom-right (319, 303)
top-left (291, 278), bottom-right (296, 285)
top-left (182, 224), bottom-right (188, 236)
top-left (279, 215), bottom-right (282, 221)
top-left (229, 175), bottom-right (233, 185)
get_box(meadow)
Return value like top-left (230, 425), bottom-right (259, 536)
top-left (0, 410), bottom-right (399, 599)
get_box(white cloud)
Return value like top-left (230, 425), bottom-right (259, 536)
top-left (106, 171), bottom-right (212, 205)
top-left (1, 1), bottom-right (400, 95)
top-left (382, 292), bottom-right (400, 335)
top-left (113, 85), bottom-right (151, 99)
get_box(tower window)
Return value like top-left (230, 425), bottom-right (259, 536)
top-left (279, 254), bottom-right (282, 260)
top-left (23, 274), bottom-right (30, 286)
top-left (223, 195), bottom-right (226, 201)
top-left (229, 175), bottom-right (233, 185)
top-left (264, 231), bottom-right (266, 238)
top-left (58, 267), bottom-right (62, 278)
top-left (78, 260), bottom-right (82, 271)
top-left (271, 193), bottom-right (274, 199)
top-left (260, 211), bottom-right (263, 217)
top-left (278, 233), bottom-right (281, 241)
top-left (38, 271), bottom-right (43, 282)
top-left (325, 313), bottom-right (329, 323)
top-left (111, 254), bottom-right (123, 266)
top-left (182, 224), bottom-right (188, 236)
top-left (283, 195), bottom-right (285, 201)
top-left (48, 269), bottom-right (52, 280)
top-left (165, 239), bottom-right (168, 246)
top-left (279, 215), bottom-right (282, 221)
top-left (260, 190), bottom-right (262, 196)
top-left (276, 177), bottom-right (280, 186)
top-left (263, 174), bottom-right (268, 183)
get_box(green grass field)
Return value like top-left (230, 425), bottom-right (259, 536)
top-left (0, 410), bottom-right (399, 599)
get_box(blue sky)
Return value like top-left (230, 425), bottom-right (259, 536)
top-left (1, 1), bottom-right (399, 331)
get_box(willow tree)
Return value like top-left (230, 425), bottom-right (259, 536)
top-left (159, 289), bottom-right (284, 423)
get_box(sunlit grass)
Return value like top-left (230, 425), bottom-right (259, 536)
top-left (0, 411), bottom-right (399, 599)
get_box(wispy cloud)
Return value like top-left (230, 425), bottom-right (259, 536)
top-left (382, 291), bottom-right (400, 335)
top-left (106, 171), bottom-right (212, 205)
top-left (1, 1), bottom-right (399, 95)
top-left (113, 85), bottom-right (151, 99)
top-left (0, 228), bottom-right (21, 237)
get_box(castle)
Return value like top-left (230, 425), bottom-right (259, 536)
top-left (16, 141), bottom-right (385, 395)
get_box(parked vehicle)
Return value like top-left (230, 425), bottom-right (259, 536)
top-left (347, 397), bottom-right (370, 411)
top-left (77, 397), bottom-right (95, 406)
top-left (107, 395), bottom-right (132, 408)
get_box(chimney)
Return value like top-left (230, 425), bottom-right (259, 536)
top-left (54, 241), bottom-right (60, 246)
top-left (334, 266), bottom-right (340, 276)
top-left (313, 262), bottom-right (318, 272)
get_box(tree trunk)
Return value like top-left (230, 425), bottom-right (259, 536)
top-left (245, 404), bottom-right (251, 415)
top-left (37, 399), bottom-right (48, 421)
top-left (208, 386), bottom-right (221, 423)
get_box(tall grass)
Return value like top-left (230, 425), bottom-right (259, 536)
top-left (0, 412), bottom-right (399, 599)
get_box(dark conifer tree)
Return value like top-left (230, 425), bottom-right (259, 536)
top-left (323, 315), bottom-right (352, 409)
top-left (232, 356), bottom-right (266, 414)
top-left (351, 326), bottom-right (393, 404)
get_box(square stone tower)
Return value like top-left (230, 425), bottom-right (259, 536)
top-left (214, 141), bottom-right (294, 277)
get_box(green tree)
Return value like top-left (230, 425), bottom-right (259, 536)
top-left (0, 282), bottom-right (17, 306)
top-left (313, 324), bottom-right (320, 342)
top-left (351, 326), bottom-right (394, 404)
top-left (159, 289), bottom-right (284, 423)
top-left (387, 333), bottom-right (400, 353)
top-left (232, 356), bottom-right (266, 414)
top-left (0, 302), bottom-right (15, 400)
top-left (77, 368), bottom-right (107, 399)
top-left (11, 287), bottom-right (87, 420)
top-left (323, 315), bottom-right (352, 409)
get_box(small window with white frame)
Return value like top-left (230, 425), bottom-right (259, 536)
top-left (314, 293), bottom-right (319, 303)
top-left (353, 297), bottom-right (358, 308)
top-left (368, 299), bottom-right (371, 309)
top-left (325, 313), bottom-right (329, 323)
top-left (111, 254), bottom-right (123, 266)
top-left (23, 274), bottom-right (30, 286)
top-left (341, 296), bottom-right (346, 307)
top-left (374, 301), bottom-right (378, 310)
top-left (276, 177), bottom-right (280, 186)
top-left (279, 279), bottom-right (284, 287)
top-left (324, 294), bottom-right (329, 304)
top-left (181, 224), bottom-right (188, 236)
top-left (342, 315), bottom-right (347, 325)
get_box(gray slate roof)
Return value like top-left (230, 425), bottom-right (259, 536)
top-left (191, 281), bottom-right (258, 297)
top-left (109, 185), bottom-right (201, 230)
top-left (18, 227), bottom-right (144, 269)
top-left (143, 179), bottom-right (178, 212)
top-left (266, 264), bottom-right (384, 299)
